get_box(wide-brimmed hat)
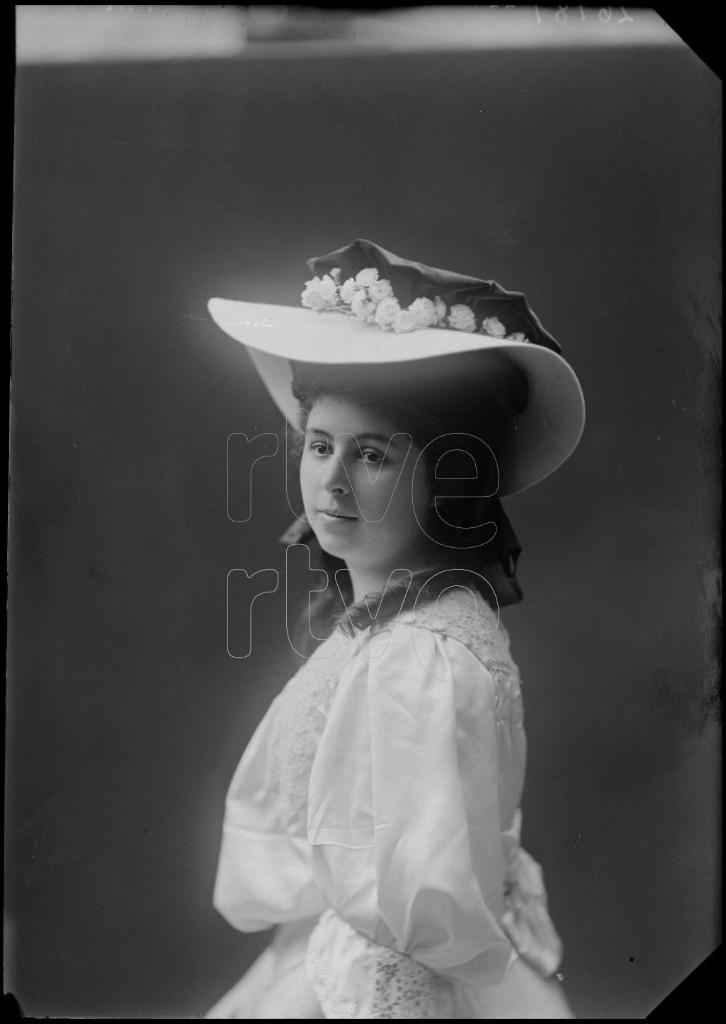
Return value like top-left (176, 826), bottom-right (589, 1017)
top-left (208, 238), bottom-right (585, 497)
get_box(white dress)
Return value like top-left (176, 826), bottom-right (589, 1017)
top-left (207, 588), bottom-right (573, 1019)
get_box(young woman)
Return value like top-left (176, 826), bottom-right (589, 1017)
top-left (205, 239), bottom-right (585, 1018)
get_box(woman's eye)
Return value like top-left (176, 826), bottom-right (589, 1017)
top-left (361, 449), bottom-right (385, 465)
top-left (308, 441), bottom-right (330, 456)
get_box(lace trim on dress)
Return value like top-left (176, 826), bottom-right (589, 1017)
top-left (395, 589), bottom-right (524, 723)
top-left (368, 947), bottom-right (443, 1019)
top-left (269, 630), bottom-right (360, 833)
top-left (306, 910), bottom-right (454, 1019)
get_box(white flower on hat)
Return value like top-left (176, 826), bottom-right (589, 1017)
top-left (392, 308), bottom-right (419, 333)
top-left (448, 304), bottom-right (476, 333)
top-left (351, 290), bottom-right (375, 322)
top-left (481, 316), bottom-right (507, 338)
top-left (374, 296), bottom-right (401, 328)
top-left (339, 277), bottom-right (358, 304)
top-left (301, 267), bottom-right (533, 346)
top-left (355, 267), bottom-right (379, 287)
top-left (301, 274), bottom-right (338, 310)
top-left (407, 297), bottom-right (437, 328)
top-left (368, 278), bottom-right (394, 303)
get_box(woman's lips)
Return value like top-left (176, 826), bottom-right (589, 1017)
top-left (318, 509), bottom-right (358, 520)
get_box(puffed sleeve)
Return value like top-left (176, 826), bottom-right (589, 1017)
top-left (305, 623), bottom-right (513, 1016)
top-left (213, 695), bottom-right (325, 932)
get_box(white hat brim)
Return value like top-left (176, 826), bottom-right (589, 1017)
top-left (208, 298), bottom-right (585, 497)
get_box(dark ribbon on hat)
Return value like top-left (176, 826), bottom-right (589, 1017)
top-left (486, 497), bottom-right (524, 607)
top-left (307, 238), bottom-right (562, 355)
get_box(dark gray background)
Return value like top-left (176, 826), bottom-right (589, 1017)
top-left (8, 24), bottom-right (720, 1020)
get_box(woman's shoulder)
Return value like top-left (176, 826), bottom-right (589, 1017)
top-left (388, 584), bottom-right (516, 671)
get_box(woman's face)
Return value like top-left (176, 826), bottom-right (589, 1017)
top-left (299, 395), bottom-right (434, 578)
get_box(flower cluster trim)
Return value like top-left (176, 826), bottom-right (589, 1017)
top-left (301, 267), bottom-right (530, 342)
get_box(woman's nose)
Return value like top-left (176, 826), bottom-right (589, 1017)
top-left (321, 452), bottom-right (350, 495)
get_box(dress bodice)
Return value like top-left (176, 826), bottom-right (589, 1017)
top-left (268, 625), bottom-right (363, 838)
top-left (267, 587), bottom-right (526, 844)
top-left (212, 586), bottom-right (564, 1017)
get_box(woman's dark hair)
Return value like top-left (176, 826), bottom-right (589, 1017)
top-left (287, 351), bottom-right (528, 657)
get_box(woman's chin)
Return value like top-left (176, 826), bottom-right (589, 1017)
top-left (310, 515), bottom-right (361, 556)
top-left (317, 535), bottom-right (354, 559)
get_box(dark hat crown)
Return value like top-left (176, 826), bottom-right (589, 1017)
top-left (307, 238), bottom-right (561, 355)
